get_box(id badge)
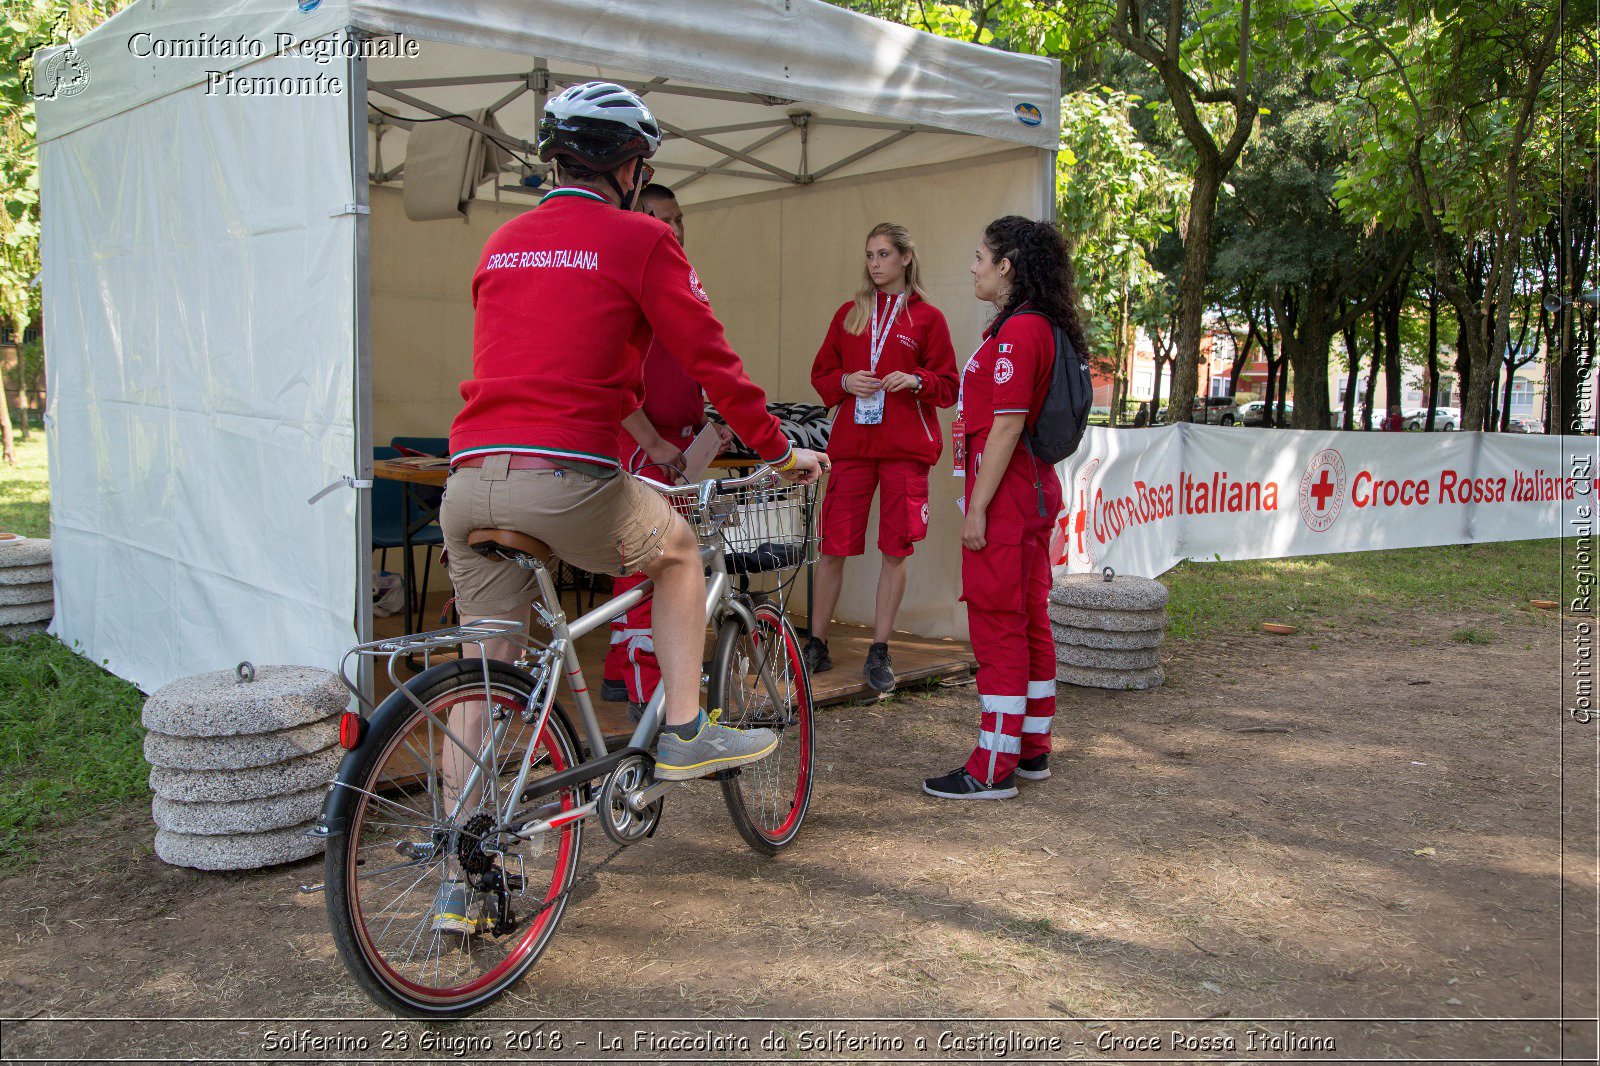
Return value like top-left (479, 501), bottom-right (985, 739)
top-left (854, 390), bottom-right (885, 425)
top-left (951, 416), bottom-right (966, 476)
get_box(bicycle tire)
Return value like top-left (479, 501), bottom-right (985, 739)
top-left (325, 658), bottom-right (583, 1018)
top-left (708, 601), bottom-right (815, 854)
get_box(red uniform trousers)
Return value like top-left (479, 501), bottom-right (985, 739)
top-left (960, 464), bottom-right (1061, 785)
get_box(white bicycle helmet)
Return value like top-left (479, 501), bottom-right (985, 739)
top-left (538, 81), bottom-right (662, 171)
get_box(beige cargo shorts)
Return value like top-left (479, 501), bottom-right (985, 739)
top-left (440, 454), bottom-right (676, 618)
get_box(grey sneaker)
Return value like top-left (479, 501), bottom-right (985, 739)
top-left (430, 879), bottom-right (492, 936)
top-left (654, 710), bottom-right (778, 781)
top-left (864, 641), bottom-right (895, 693)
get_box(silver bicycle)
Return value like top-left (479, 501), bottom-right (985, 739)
top-left (314, 467), bottom-right (816, 1018)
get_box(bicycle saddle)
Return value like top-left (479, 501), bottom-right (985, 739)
top-left (467, 528), bottom-right (553, 566)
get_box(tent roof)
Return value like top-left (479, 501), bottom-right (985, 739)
top-left (38, 0), bottom-right (1059, 205)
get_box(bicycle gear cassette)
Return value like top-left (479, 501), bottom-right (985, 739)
top-left (598, 753), bottom-right (663, 846)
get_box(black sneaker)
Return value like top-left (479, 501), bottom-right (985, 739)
top-left (626, 701), bottom-right (648, 724)
top-left (863, 641), bottom-right (895, 693)
top-left (600, 677), bottom-right (628, 703)
top-left (1015, 754), bottom-right (1051, 781)
top-left (921, 767), bottom-right (1017, 800)
top-left (802, 636), bottom-right (832, 675)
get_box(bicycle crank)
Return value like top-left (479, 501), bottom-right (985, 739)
top-left (598, 753), bottom-right (664, 846)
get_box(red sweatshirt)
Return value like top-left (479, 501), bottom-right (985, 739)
top-left (450, 187), bottom-right (790, 469)
top-left (617, 337), bottom-right (707, 468)
top-left (810, 290), bottom-right (958, 465)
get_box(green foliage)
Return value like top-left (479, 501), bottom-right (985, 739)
top-left (1056, 87), bottom-right (1189, 356)
top-left (1163, 538), bottom-right (1563, 640)
top-left (0, 631), bottom-right (147, 868)
top-left (0, 432), bottom-right (49, 536)
top-left (0, 2), bottom-right (130, 332)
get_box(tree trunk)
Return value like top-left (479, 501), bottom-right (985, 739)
top-left (1383, 287), bottom-right (1403, 415)
top-left (1169, 163), bottom-right (1224, 423)
top-left (1362, 307), bottom-right (1383, 430)
top-left (1425, 282), bottom-right (1440, 431)
top-left (1276, 353), bottom-right (1291, 426)
top-left (1341, 323), bottom-right (1361, 431)
top-left (1287, 327), bottom-right (1336, 430)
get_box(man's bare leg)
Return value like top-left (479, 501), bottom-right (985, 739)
top-left (634, 512), bottom-right (705, 727)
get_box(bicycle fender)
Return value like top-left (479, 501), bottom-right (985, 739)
top-left (314, 659), bottom-right (572, 838)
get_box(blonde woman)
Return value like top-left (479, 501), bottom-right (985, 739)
top-left (806, 223), bottom-right (957, 692)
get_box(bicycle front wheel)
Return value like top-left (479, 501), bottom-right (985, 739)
top-left (709, 601), bottom-right (815, 853)
top-left (325, 659), bottom-right (583, 1018)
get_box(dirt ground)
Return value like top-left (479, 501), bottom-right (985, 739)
top-left (1, 604), bottom-right (1595, 1063)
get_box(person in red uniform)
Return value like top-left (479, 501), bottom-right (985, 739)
top-left (805, 223), bottom-right (957, 692)
top-left (923, 216), bottom-right (1082, 801)
top-left (434, 83), bottom-right (826, 931)
top-left (602, 184), bottom-right (731, 719)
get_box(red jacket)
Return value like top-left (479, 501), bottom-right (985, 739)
top-left (959, 309), bottom-right (1062, 535)
top-left (810, 291), bottom-right (957, 465)
top-left (450, 187), bottom-right (789, 469)
top-left (617, 337), bottom-right (706, 469)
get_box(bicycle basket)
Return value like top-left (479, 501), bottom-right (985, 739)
top-left (684, 478), bottom-right (816, 577)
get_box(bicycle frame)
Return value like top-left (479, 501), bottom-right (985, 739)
top-left (327, 467), bottom-right (785, 855)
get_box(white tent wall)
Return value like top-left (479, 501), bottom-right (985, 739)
top-left (39, 49), bottom-right (361, 693)
top-left (689, 148), bottom-right (1049, 640)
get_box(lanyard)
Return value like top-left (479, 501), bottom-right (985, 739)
top-left (957, 339), bottom-right (985, 417)
top-left (868, 290), bottom-right (908, 374)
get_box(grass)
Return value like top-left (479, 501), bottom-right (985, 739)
top-left (0, 634), bottom-right (147, 869)
top-left (1, 432), bottom-right (50, 538)
top-left (1162, 539), bottom-right (1565, 639)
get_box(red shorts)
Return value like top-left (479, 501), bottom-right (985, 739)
top-left (819, 458), bottom-right (931, 558)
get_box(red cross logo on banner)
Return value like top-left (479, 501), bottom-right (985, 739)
top-left (1298, 448), bottom-right (1347, 533)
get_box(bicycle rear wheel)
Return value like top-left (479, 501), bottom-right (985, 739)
top-left (708, 601), bottom-right (815, 853)
top-left (325, 659), bottom-right (583, 1018)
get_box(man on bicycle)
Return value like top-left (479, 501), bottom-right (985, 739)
top-left (435, 82), bottom-right (826, 929)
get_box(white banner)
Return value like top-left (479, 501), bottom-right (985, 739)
top-left (1051, 424), bottom-right (1599, 578)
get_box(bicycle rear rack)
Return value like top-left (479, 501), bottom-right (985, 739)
top-left (337, 619), bottom-right (548, 715)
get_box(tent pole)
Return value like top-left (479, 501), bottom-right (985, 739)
top-left (349, 36), bottom-right (375, 704)
top-left (1038, 148), bottom-right (1057, 221)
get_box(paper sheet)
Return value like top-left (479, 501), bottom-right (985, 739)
top-left (680, 423), bottom-right (723, 480)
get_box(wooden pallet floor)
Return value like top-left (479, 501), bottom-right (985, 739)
top-left (371, 590), bottom-right (974, 741)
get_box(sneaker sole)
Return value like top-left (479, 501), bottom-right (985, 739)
top-left (864, 672), bottom-right (896, 693)
top-left (921, 782), bottom-right (1018, 800)
top-left (653, 736), bottom-right (779, 781)
top-left (431, 914), bottom-right (493, 936)
top-left (1014, 768), bottom-right (1051, 781)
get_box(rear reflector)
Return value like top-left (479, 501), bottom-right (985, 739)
top-left (339, 711), bottom-right (366, 750)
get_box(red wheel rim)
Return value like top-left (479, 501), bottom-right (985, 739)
top-left (349, 688), bottom-right (578, 1004)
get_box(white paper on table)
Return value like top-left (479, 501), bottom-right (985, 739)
top-left (680, 423), bottom-right (723, 480)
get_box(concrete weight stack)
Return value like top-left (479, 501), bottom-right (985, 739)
top-left (1049, 571), bottom-right (1168, 690)
top-left (142, 663), bottom-right (346, 870)
top-left (0, 535), bottom-right (53, 641)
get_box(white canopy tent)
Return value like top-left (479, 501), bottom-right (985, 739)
top-left (36, 0), bottom-right (1060, 692)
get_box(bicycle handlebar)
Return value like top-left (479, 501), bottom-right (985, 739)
top-left (633, 465), bottom-right (777, 496)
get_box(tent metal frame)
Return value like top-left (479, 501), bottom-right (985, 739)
top-left (366, 62), bottom-right (966, 191)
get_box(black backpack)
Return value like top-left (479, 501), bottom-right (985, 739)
top-left (1008, 308), bottom-right (1094, 465)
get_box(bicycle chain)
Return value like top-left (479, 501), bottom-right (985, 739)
top-left (491, 839), bottom-right (628, 938)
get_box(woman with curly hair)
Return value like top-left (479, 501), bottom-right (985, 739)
top-left (923, 216), bottom-right (1085, 800)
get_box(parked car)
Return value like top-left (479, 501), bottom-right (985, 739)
top-left (1220, 399), bottom-right (1294, 426)
top-left (1191, 396), bottom-right (1236, 424)
top-left (1506, 415), bottom-right (1544, 434)
top-left (1404, 407), bottom-right (1458, 431)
